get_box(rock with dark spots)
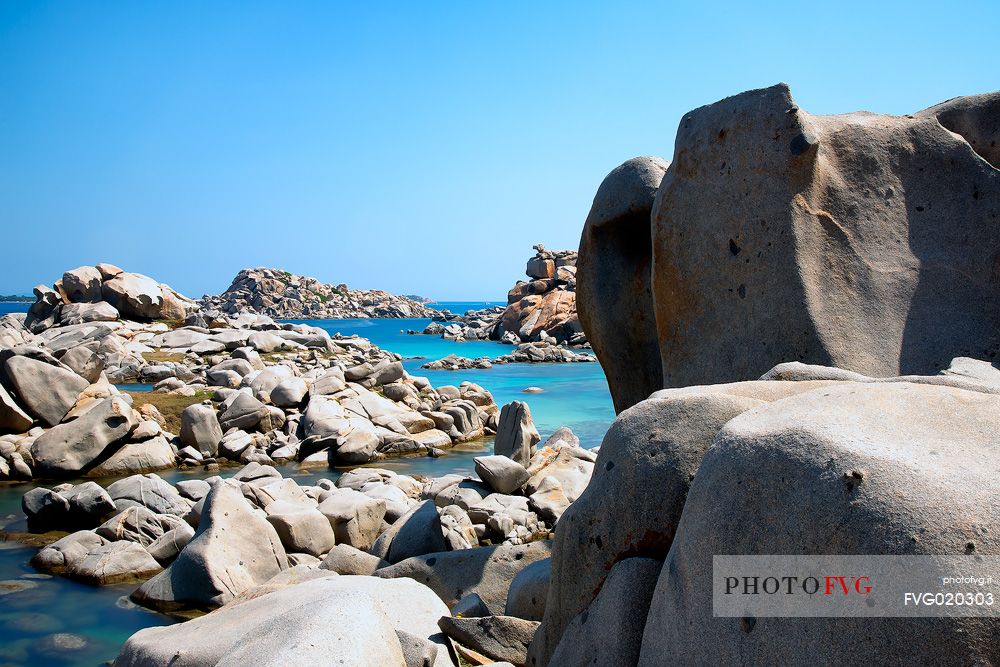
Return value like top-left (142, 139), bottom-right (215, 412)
top-left (376, 542), bottom-right (552, 611)
top-left (31, 396), bottom-right (140, 477)
top-left (371, 500), bottom-right (447, 564)
top-left (548, 557), bottom-right (662, 667)
top-left (438, 615), bottom-right (538, 665)
top-left (493, 402), bottom-right (540, 466)
top-left (529, 392), bottom-right (764, 666)
top-left (131, 481), bottom-right (288, 612)
top-left (636, 382), bottom-right (1000, 666)
top-left (5, 355), bottom-right (89, 427)
top-left (69, 541), bottom-right (163, 586)
top-left (505, 558), bottom-right (550, 622)
top-left (581, 86), bottom-right (1000, 410)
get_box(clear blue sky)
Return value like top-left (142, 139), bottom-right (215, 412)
top-left (1, 1), bottom-right (997, 299)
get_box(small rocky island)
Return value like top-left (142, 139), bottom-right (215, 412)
top-left (200, 267), bottom-right (437, 319)
top-left (416, 245), bottom-right (594, 368)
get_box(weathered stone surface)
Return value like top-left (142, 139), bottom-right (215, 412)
top-left (101, 272), bottom-right (165, 320)
top-left (439, 615), bottom-right (538, 666)
top-left (636, 382), bottom-right (1000, 665)
top-left (61, 266), bottom-right (104, 303)
top-left (31, 530), bottom-right (108, 575)
top-left (107, 473), bottom-right (190, 516)
top-left (5, 355), bottom-right (89, 427)
top-left (87, 435), bottom-right (176, 477)
top-left (475, 455), bottom-right (529, 494)
top-left (59, 301), bottom-right (119, 326)
top-left (265, 501), bottom-right (336, 557)
top-left (320, 543), bottom-right (388, 576)
top-left (493, 401), bottom-right (539, 466)
top-left (22, 487), bottom-right (70, 531)
top-left (218, 392), bottom-right (269, 432)
top-left (371, 500), bottom-right (447, 564)
top-left (580, 86), bottom-right (1000, 411)
top-left (179, 403), bottom-right (223, 456)
top-left (31, 396), bottom-right (140, 477)
top-left (577, 156), bottom-right (669, 413)
top-left (376, 542), bottom-right (551, 611)
top-left (95, 506), bottom-right (186, 547)
top-left (505, 558), bottom-right (550, 622)
top-left (317, 488), bottom-right (387, 551)
top-left (131, 481), bottom-right (288, 612)
top-left (529, 392), bottom-right (763, 666)
top-left (0, 383), bottom-right (32, 433)
top-left (115, 576), bottom-right (450, 667)
top-left (59, 343), bottom-right (105, 383)
top-left (69, 541), bottom-right (163, 586)
top-left (548, 557), bottom-right (662, 667)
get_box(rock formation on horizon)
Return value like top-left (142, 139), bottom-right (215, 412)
top-left (422, 245), bottom-right (587, 348)
top-left (200, 267), bottom-right (435, 320)
top-left (24, 263), bottom-right (197, 333)
top-left (578, 83), bottom-right (1000, 412)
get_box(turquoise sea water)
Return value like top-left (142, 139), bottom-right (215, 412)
top-left (0, 301), bottom-right (614, 665)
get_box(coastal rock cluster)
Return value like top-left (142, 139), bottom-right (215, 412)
top-left (419, 245), bottom-right (586, 349)
top-left (200, 267), bottom-right (436, 320)
top-left (23, 416), bottom-right (594, 665)
top-left (23, 263), bottom-right (197, 333)
top-left (529, 357), bottom-right (1000, 665)
top-left (578, 85), bottom-right (1000, 412)
top-left (0, 268), bottom-right (506, 482)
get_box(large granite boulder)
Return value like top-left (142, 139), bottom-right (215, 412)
top-left (529, 373), bottom-right (1000, 666)
top-left (637, 381), bottom-right (1000, 665)
top-left (101, 272), bottom-right (167, 320)
top-left (4, 355), bottom-right (89, 427)
top-left (179, 403), bottom-right (223, 456)
top-left (116, 576), bottom-right (452, 667)
top-left (131, 481), bottom-right (288, 612)
top-left (493, 401), bottom-right (540, 466)
top-left (376, 541), bottom-right (552, 611)
top-left (31, 396), bottom-right (140, 477)
top-left (61, 266), bottom-right (104, 303)
top-left (577, 156), bottom-right (669, 413)
top-left (579, 86), bottom-right (1000, 411)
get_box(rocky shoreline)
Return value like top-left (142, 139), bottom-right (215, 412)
top-left (1, 265), bottom-right (506, 483)
top-left (200, 267), bottom-right (436, 320)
